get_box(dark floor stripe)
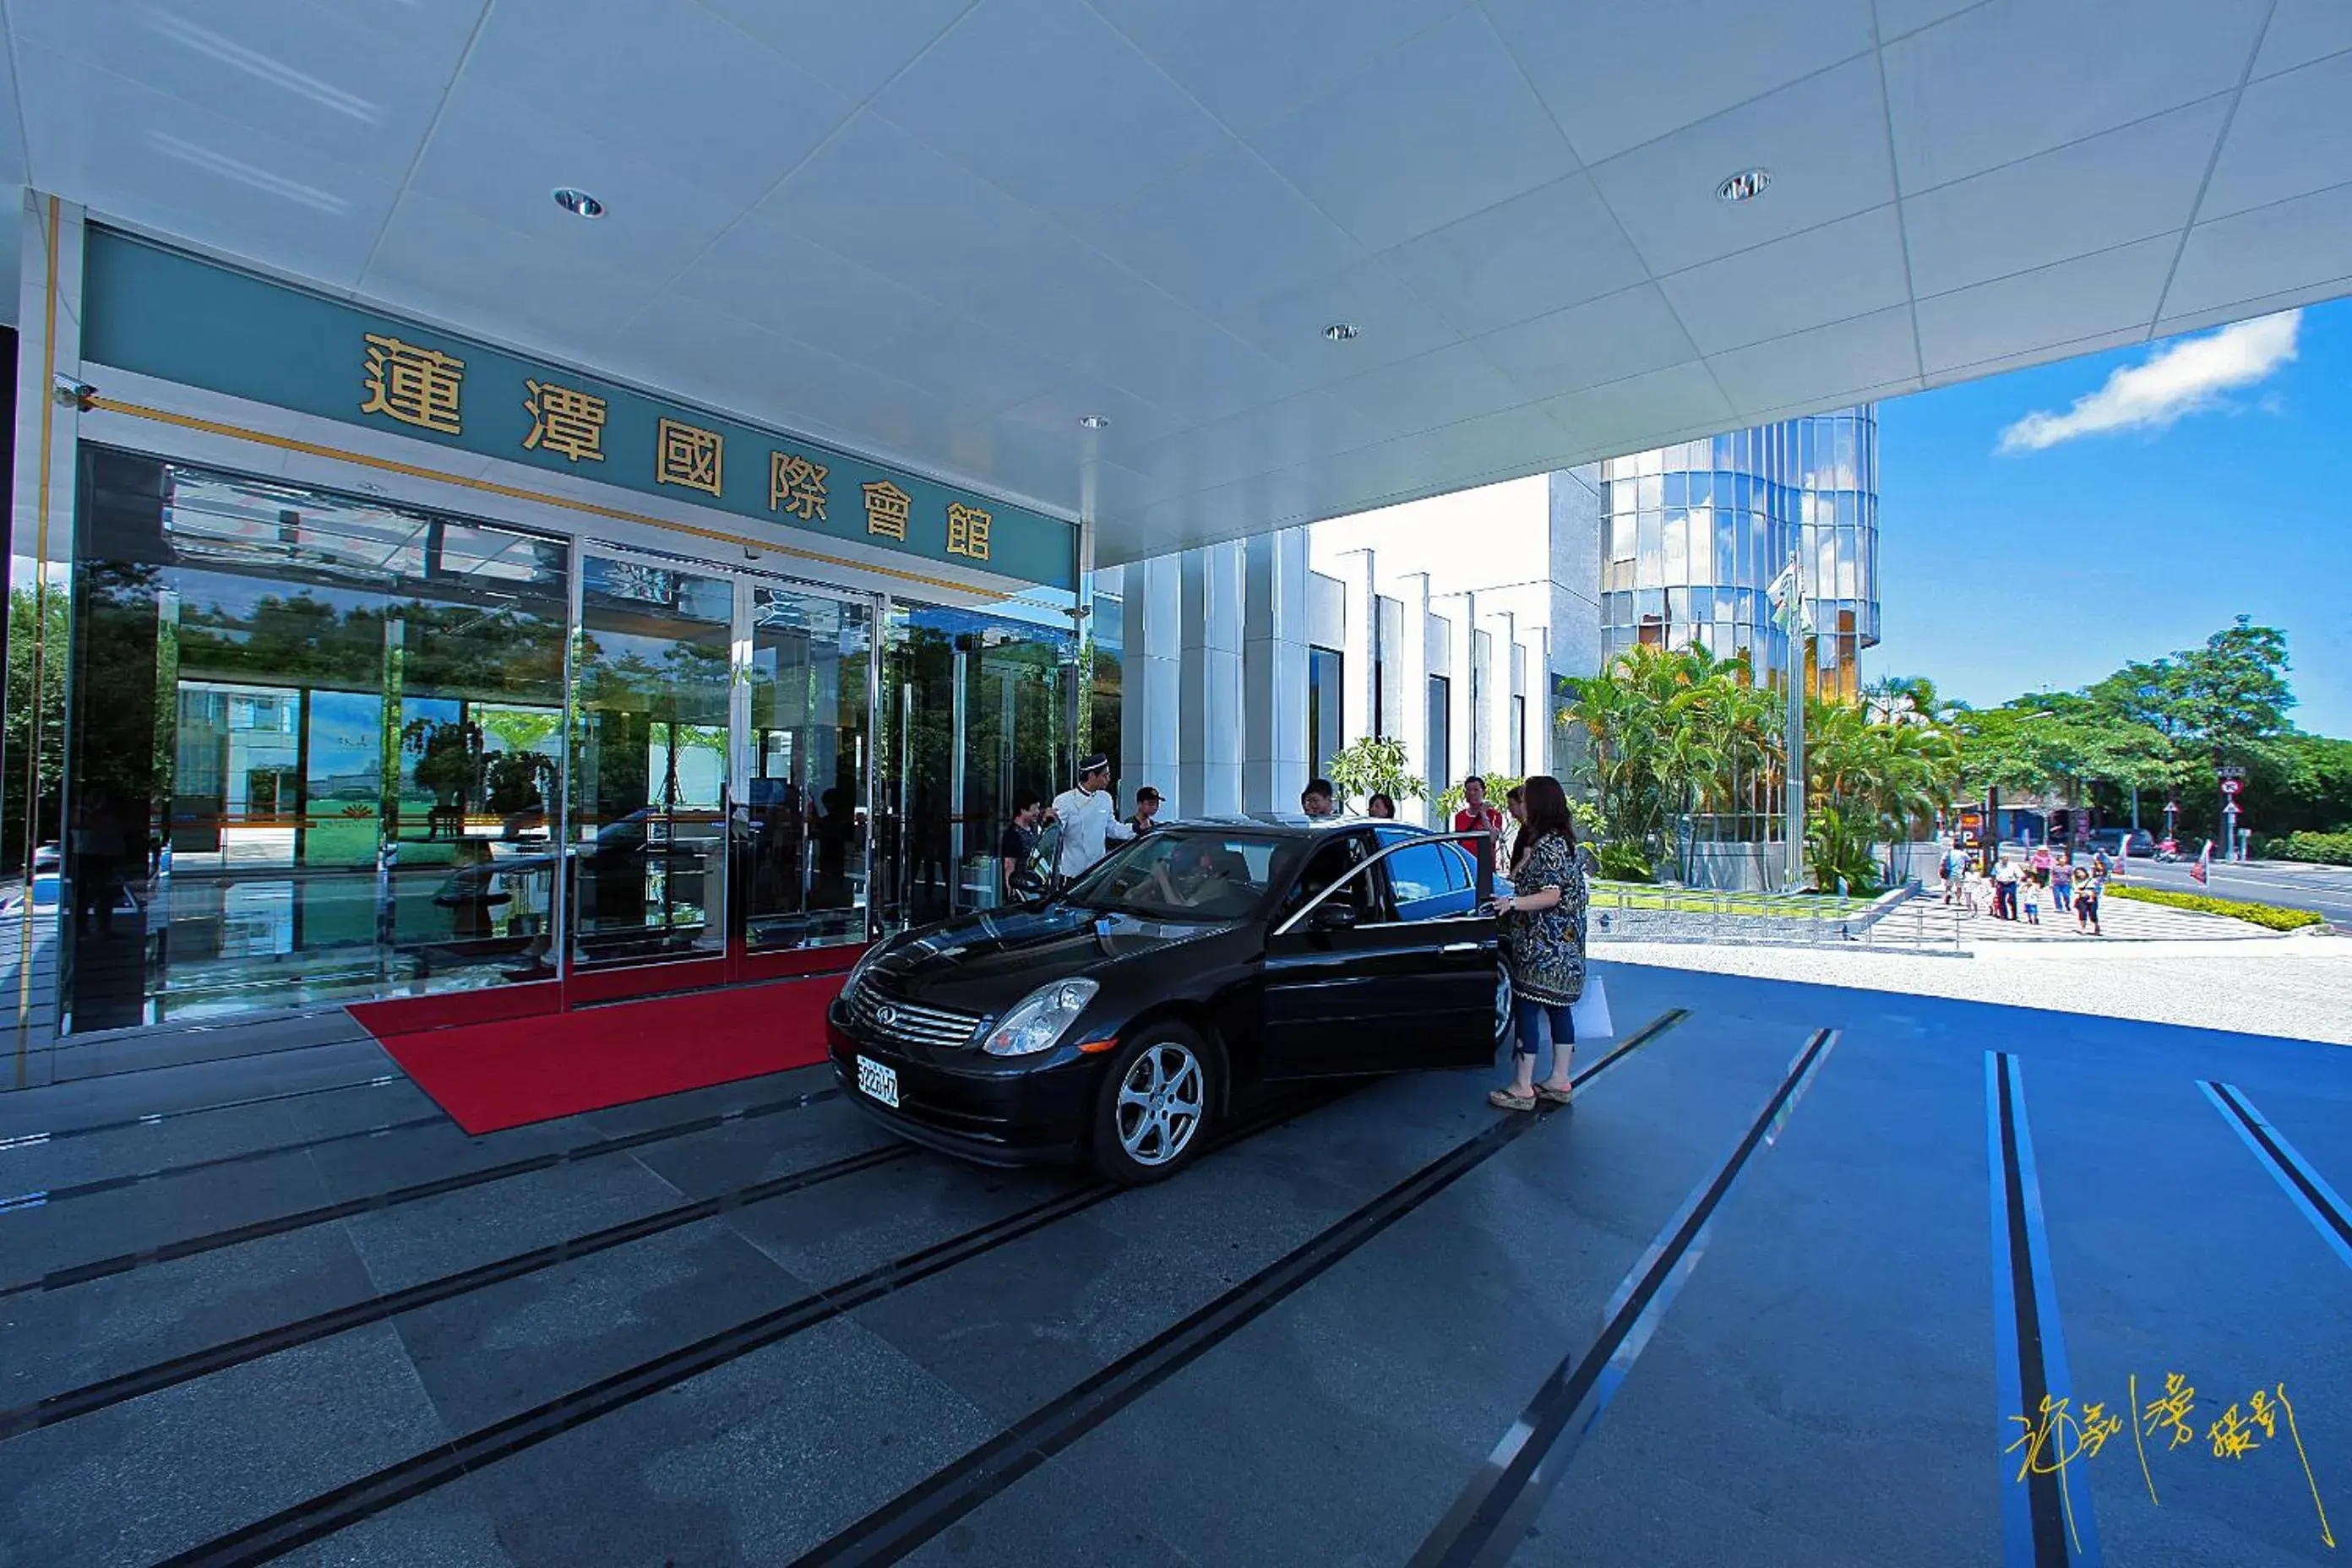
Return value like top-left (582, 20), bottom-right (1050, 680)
top-left (0, 1073), bottom-right (403, 1152)
top-left (1403, 1026), bottom-right (1837, 1568)
top-left (0, 1113), bottom-right (449, 1214)
top-left (0, 1141), bottom-right (915, 1440)
top-left (783, 1009), bottom-right (1693, 1568)
top-left (2202, 1081), bottom-right (2352, 1271)
top-left (0, 1086), bottom-right (843, 1300)
top-left (1988, 1053), bottom-right (2097, 1567)
top-left (151, 1078), bottom-right (1373, 1568)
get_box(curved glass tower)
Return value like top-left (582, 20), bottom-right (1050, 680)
top-left (1598, 406), bottom-right (1878, 700)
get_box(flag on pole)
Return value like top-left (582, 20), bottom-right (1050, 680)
top-left (2191, 840), bottom-right (2212, 885)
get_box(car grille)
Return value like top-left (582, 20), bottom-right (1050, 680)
top-left (845, 982), bottom-right (982, 1051)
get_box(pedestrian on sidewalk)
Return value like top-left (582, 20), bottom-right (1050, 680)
top-left (2072, 864), bottom-right (2102, 934)
top-left (1940, 840), bottom-right (1968, 906)
top-left (1993, 855), bottom-right (2022, 921)
top-left (2021, 874), bottom-right (2041, 926)
top-left (2051, 847), bottom-right (2073, 914)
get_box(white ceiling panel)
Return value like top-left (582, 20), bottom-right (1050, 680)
top-left (1247, 8), bottom-right (1577, 253)
top-left (1539, 361), bottom-right (1733, 456)
top-left (663, 217), bottom-right (937, 367)
top-left (2156, 277), bottom-right (2352, 339)
top-left (1485, 0), bottom-right (1877, 165)
top-left (1913, 236), bottom-right (2173, 373)
top-left (19, 41), bottom-right (398, 286)
top-left (2162, 181), bottom-right (2352, 320)
top-left (1899, 97), bottom-right (2226, 296)
top-left (406, 80), bottom-right (743, 283)
top-left (2200, 50), bottom-right (2352, 221)
top-left (1704, 305), bottom-right (1920, 411)
top-left (693, 0), bottom-right (972, 102)
top-left (1380, 174), bottom-right (1647, 338)
top-left (1881, 0), bottom-right (2268, 192)
top-left (1329, 340), bottom-right (1530, 447)
top-left (364, 192), bottom-right (657, 365)
top-left (461, 0), bottom-right (852, 210)
top-left (752, 112), bottom-right (1054, 313)
top-left (1475, 284), bottom-right (1700, 403)
top-left (1917, 324), bottom-right (2150, 390)
top-left (1660, 205), bottom-right (1911, 355)
top-left (867, 306), bottom-right (1074, 429)
top-left (1087, 0), bottom-right (1469, 139)
top-left (2252, 0), bottom-right (2352, 78)
top-left (1588, 55), bottom-right (1896, 276)
top-left (1072, 144), bottom-right (1366, 318)
top-left (1204, 256), bottom-right (1462, 381)
top-left (12, 0), bottom-right (460, 182)
top-left (869, 0), bottom-right (1228, 231)
top-left (16, 0), bottom-right (2352, 557)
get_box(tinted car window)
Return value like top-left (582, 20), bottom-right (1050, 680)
top-left (1066, 832), bottom-right (1281, 920)
top-left (1382, 841), bottom-right (1480, 922)
top-left (1280, 834), bottom-right (1377, 923)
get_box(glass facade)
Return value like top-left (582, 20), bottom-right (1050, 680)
top-left (1598, 406), bottom-right (1879, 700)
top-left (52, 449), bottom-right (1076, 1032)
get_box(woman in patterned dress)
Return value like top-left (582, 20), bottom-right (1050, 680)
top-left (1488, 775), bottom-right (1589, 1112)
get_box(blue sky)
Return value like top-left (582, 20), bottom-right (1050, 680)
top-left (1871, 296), bottom-right (2352, 738)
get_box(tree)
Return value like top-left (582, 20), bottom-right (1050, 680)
top-left (1323, 736), bottom-right (1426, 810)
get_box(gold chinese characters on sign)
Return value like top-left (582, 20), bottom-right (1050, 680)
top-left (770, 452), bottom-right (830, 522)
top-left (946, 502), bottom-right (992, 562)
top-left (657, 417), bottom-right (724, 498)
top-left (863, 481), bottom-right (911, 542)
top-left (361, 333), bottom-right (465, 436)
top-left (522, 379), bottom-right (607, 463)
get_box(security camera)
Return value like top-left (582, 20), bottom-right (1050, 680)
top-left (52, 374), bottom-right (95, 410)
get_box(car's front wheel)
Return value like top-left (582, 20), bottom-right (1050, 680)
top-left (1091, 1026), bottom-right (1215, 1184)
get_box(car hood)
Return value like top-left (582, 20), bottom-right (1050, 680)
top-left (862, 902), bottom-right (1233, 1013)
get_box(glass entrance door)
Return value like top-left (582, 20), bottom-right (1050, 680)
top-left (567, 550), bottom-right (876, 1000)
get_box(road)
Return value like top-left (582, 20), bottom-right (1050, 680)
top-left (2101, 852), bottom-right (2352, 925)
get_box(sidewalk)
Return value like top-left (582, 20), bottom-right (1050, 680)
top-left (1602, 926), bottom-right (2352, 1047)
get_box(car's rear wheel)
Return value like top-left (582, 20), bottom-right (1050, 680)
top-left (1091, 1026), bottom-right (1215, 1184)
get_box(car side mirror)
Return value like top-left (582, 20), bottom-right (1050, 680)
top-left (1309, 901), bottom-right (1358, 932)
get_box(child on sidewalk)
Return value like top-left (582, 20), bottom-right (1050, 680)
top-left (2021, 874), bottom-right (2041, 926)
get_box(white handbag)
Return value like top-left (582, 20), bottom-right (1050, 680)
top-left (1570, 972), bottom-right (1614, 1040)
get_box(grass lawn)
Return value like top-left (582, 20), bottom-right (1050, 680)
top-left (1589, 881), bottom-right (1876, 919)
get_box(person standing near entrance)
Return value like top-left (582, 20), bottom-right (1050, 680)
top-left (1048, 754), bottom-right (1133, 886)
top-left (1487, 775), bottom-right (1587, 1113)
top-left (1453, 776), bottom-right (1503, 839)
top-left (999, 793), bottom-right (1045, 900)
top-left (1127, 786), bottom-right (1163, 836)
top-left (1300, 779), bottom-right (1339, 818)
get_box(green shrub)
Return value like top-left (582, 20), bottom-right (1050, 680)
top-left (1594, 841), bottom-right (1653, 882)
top-left (2103, 884), bottom-right (2327, 931)
top-left (2268, 830), bottom-right (2352, 866)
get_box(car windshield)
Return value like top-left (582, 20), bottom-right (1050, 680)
top-left (1063, 832), bottom-right (1293, 922)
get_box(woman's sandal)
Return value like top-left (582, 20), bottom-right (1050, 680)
top-left (1488, 1087), bottom-right (1538, 1112)
top-left (1534, 1082), bottom-right (1575, 1106)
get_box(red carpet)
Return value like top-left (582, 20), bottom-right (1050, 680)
top-left (361, 977), bottom-right (844, 1135)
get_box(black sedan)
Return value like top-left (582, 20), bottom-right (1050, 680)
top-left (828, 817), bottom-right (1501, 1183)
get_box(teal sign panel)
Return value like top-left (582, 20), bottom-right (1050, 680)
top-left (80, 229), bottom-right (1076, 590)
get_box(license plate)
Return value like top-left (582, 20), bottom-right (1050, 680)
top-left (855, 1054), bottom-right (900, 1109)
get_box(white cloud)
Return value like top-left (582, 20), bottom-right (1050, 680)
top-left (1996, 310), bottom-right (2300, 453)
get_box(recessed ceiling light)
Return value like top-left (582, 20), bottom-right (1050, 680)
top-left (1716, 168), bottom-right (1771, 203)
top-left (1323, 322), bottom-right (1361, 342)
top-left (553, 188), bottom-right (606, 219)
top-left (1078, 414), bottom-right (1110, 429)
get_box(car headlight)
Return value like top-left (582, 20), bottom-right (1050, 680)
top-left (981, 978), bottom-right (1099, 1057)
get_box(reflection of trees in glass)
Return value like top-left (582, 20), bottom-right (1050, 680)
top-left (401, 717), bottom-right (485, 839)
top-left (10, 585), bottom-right (69, 865)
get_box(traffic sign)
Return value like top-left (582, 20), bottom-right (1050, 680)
top-left (2217, 765), bottom-right (2247, 780)
top-left (2221, 779), bottom-right (2242, 797)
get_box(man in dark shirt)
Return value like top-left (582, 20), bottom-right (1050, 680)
top-left (1128, 786), bottom-right (1162, 836)
top-left (999, 793), bottom-right (1046, 899)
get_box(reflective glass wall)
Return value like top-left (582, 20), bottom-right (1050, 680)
top-left (55, 450), bottom-right (1059, 1035)
top-left (1598, 406), bottom-right (1878, 700)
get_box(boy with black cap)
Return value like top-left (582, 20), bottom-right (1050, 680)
top-left (1047, 753), bottom-right (1134, 885)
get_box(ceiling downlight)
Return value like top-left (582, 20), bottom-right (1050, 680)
top-left (553, 188), bottom-right (607, 219)
top-left (1716, 169), bottom-right (1771, 203)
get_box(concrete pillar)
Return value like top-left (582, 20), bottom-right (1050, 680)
top-left (1479, 608), bottom-right (1516, 777)
top-left (1391, 572), bottom-right (1432, 825)
top-left (1436, 591), bottom-right (1478, 795)
top-left (1527, 625), bottom-right (1554, 777)
top-left (1334, 547), bottom-right (1375, 756)
top-left (1179, 542), bottom-right (1245, 817)
top-left (1243, 530), bottom-right (1309, 813)
top-left (1120, 553), bottom-right (1183, 816)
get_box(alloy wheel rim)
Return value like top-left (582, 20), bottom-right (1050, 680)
top-left (1115, 1042), bottom-right (1205, 1166)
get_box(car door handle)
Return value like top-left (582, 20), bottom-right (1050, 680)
top-left (1441, 941), bottom-right (1481, 954)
